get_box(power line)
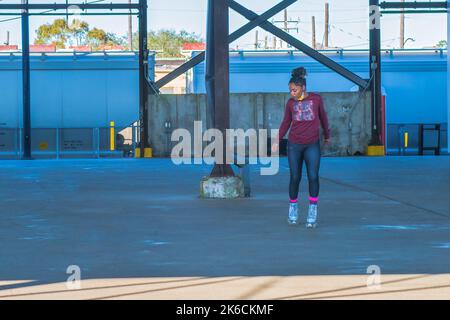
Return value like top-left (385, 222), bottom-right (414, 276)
top-left (331, 24), bottom-right (368, 42)
top-left (342, 37), bottom-right (400, 48)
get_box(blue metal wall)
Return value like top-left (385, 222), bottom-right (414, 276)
top-left (0, 52), bottom-right (154, 129)
top-left (192, 49), bottom-right (447, 125)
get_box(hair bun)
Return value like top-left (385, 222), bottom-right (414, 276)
top-left (291, 67), bottom-right (307, 79)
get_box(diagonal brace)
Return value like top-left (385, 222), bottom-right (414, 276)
top-left (155, 0), bottom-right (297, 90)
top-left (229, 0), bottom-right (369, 89)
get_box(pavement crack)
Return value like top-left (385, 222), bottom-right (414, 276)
top-left (321, 176), bottom-right (450, 219)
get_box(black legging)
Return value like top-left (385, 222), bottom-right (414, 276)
top-left (287, 140), bottom-right (321, 200)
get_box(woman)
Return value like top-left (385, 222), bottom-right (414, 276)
top-left (272, 67), bottom-right (330, 228)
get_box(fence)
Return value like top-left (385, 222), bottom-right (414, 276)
top-left (0, 124), bottom-right (140, 159)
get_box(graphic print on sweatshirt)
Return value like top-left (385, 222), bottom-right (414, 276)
top-left (293, 100), bottom-right (315, 122)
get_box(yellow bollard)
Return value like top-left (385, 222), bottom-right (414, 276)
top-left (135, 147), bottom-right (153, 158)
top-left (404, 132), bottom-right (408, 149)
top-left (110, 121), bottom-right (115, 151)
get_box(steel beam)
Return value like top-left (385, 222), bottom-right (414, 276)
top-left (156, 52), bottom-right (206, 90)
top-left (155, 0), bottom-right (296, 90)
top-left (380, 1), bottom-right (447, 9)
top-left (381, 9), bottom-right (448, 13)
top-left (25, 12), bottom-right (140, 16)
top-left (139, 0), bottom-right (149, 157)
top-left (369, 0), bottom-right (382, 146)
top-left (0, 3), bottom-right (140, 10)
top-left (21, 0), bottom-right (31, 160)
top-left (229, 0), bottom-right (369, 89)
top-left (228, 0), bottom-right (297, 43)
top-left (206, 0), bottom-right (234, 177)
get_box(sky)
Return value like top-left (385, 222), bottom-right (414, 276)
top-left (0, 0), bottom-right (447, 50)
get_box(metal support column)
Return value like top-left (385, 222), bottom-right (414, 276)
top-left (369, 0), bottom-right (382, 146)
top-left (138, 0), bottom-right (149, 157)
top-left (21, 0), bottom-right (31, 159)
top-left (206, 0), bottom-right (234, 177)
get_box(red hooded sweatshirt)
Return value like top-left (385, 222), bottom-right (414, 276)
top-left (278, 92), bottom-right (330, 145)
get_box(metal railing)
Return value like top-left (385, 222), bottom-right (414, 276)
top-left (0, 125), bottom-right (140, 159)
top-left (391, 123), bottom-right (447, 156)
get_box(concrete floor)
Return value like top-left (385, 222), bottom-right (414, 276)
top-left (0, 156), bottom-right (450, 299)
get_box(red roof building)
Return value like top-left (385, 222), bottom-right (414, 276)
top-left (30, 44), bottom-right (56, 52)
top-left (98, 45), bottom-right (126, 51)
top-left (182, 43), bottom-right (206, 51)
top-left (0, 45), bottom-right (19, 51)
top-left (69, 45), bottom-right (92, 52)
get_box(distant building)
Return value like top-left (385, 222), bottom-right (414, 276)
top-left (154, 57), bottom-right (189, 94)
top-left (69, 45), bottom-right (92, 52)
top-left (30, 44), bottom-right (56, 52)
top-left (182, 43), bottom-right (206, 52)
top-left (0, 45), bottom-right (18, 52)
top-left (0, 44), bottom-right (128, 53)
top-left (97, 45), bottom-right (126, 51)
top-left (0, 44), bottom-right (57, 52)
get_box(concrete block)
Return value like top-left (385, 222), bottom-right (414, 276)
top-left (148, 92), bottom-right (372, 157)
top-left (200, 175), bottom-right (245, 199)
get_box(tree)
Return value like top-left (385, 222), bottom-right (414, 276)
top-left (69, 19), bottom-right (89, 47)
top-left (34, 19), bottom-right (125, 49)
top-left (86, 28), bottom-right (126, 50)
top-left (86, 28), bottom-right (107, 48)
top-left (132, 29), bottom-right (204, 57)
top-left (35, 19), bottom-right (69, 49)
top-left (436, 40), bottom-right (447, 48)
top-left (105, 33), bottom-right (127, 47)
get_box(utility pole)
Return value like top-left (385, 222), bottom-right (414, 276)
top-left (400, 0), bottom-right (405, 48)
top-left (5, 31), bottom-right (10, 45)
top-left (264, 35), bottom-right (268, 49)
top-left (324, 2), bottom-right (329, 48)
top-left (273, 36), bottom-right (277, 49)
top-left (65, 0), bottom-right (69, 24)
top-left (254, 30), bottom-right (259, 49)
top-left (284, 9), bottom-right (288, 47)
top-left (312, 16), bottom-right (316, 49)
top-left (273, 9), bottom-right (299, 49)
top-left (280, 9), bottom-right (288, 48)
top-left (128, 0), bottom-right (133, 50)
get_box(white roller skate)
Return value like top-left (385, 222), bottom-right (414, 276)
top-left (287, 203), bottom-right (299, 225)
top-left (306, 204), bottom-right (318, 228)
